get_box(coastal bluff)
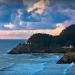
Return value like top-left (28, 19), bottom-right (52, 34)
top-left (9, 25), bottom-right (75, 57)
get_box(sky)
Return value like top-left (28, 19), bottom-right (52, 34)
top-left (0, 0), bottom-right (75, 39)
top-left (0, 0), bottom-right (75, 30)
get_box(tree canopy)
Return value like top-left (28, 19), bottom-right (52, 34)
top-left (59, 24), bottom-right (75, 46)
top-left (27, 33), bottom-right (53, 52)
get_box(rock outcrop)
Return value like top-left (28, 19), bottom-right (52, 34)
top-left (8, 43), bottom-right (31, 54)
top-left (8, 25), bottom-right (75, 54)
top-left (57, 48), bottom-right (75, 64)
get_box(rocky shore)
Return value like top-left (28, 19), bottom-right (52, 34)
top-left (9, 25), bottom-right (75, 63)
top-left (57, 48), bottom-right (75, 64)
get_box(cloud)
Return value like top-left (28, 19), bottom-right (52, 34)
top-left (0, 0), bottom-right (24, 9)
top-left (4, 23), bottom-right (16, 29)
top-left (21, 10), bottom-right (41, 22)
top-left (50, 11), bottom-right (70, 23)
top-left (27, 0), bottom-right (48, 14)
top-left (49, 0), bottom-right (75, 10)
top-left (0, 22), bottom-right (67, 39)
top-left (0, 0), bottom-right (24, 23)
top-left (0, 5), bottom-right (11, 23)
top-left (0, 0), bottom-right (74, 30)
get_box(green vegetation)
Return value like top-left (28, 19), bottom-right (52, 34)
top-left (59, 24), bottom-right (75, 46)
top-left (27, 33), bottom-right (53, 53)
top-left (9, 24), bottom-right (75, 55)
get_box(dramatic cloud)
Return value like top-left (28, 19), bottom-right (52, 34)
top-left (0, 0), bottom-right (74, 31)
top-left (27, 0), bottom-right (48, 14)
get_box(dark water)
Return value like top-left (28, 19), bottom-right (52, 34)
top-left (0, 39), bottom-right (25, 53)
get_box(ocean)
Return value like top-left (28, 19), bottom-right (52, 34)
top-left (0, 40), bottom-right (74, 75)
top-left (0, 40), bottom-right (25, 53)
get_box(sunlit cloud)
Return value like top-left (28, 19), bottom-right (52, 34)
top-left (0, 23), bottom-right (65, 39)
top-left (51, 23), bottom-right (65, 35)
top-left (28, 0), bottom-right (48, 14)
top-left (0, 0), bottom-right (74, 32)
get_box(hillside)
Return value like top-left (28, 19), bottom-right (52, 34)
top-left (9, 25), bottom-right (75, 54)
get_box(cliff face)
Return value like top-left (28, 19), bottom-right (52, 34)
top-left (8, 44), bottom-right (31, 54)
top-left (8, 25), bottom-right (75, 54)
top-left (8, 43), bottom-right (50, 54)
top-left (59, 25), bottom-right (75, 46)
top-left (8, 33), bottom-right (53, 54)
top-left (57, 48), bottom-right (75, 64)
